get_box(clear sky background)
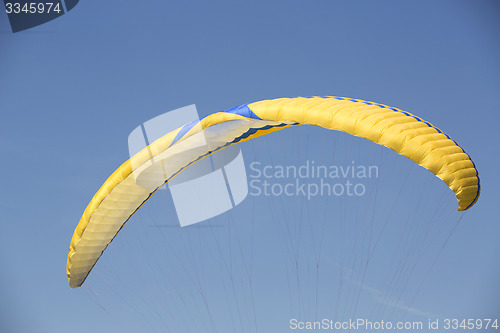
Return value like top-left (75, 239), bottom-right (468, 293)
top-left (1, 1), bottom-right (499, 332)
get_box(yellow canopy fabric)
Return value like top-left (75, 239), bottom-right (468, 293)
top-left (67, 96), bottom-right (480, 288)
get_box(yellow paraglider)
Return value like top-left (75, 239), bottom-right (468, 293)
top-left (67, 96), bottom-right (480, 288)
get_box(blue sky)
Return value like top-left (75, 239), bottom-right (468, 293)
top-left (1, 1), bottom-right (499, 332)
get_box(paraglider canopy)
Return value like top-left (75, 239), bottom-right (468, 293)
top-left (67, 96), bottom-right (480, 288)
